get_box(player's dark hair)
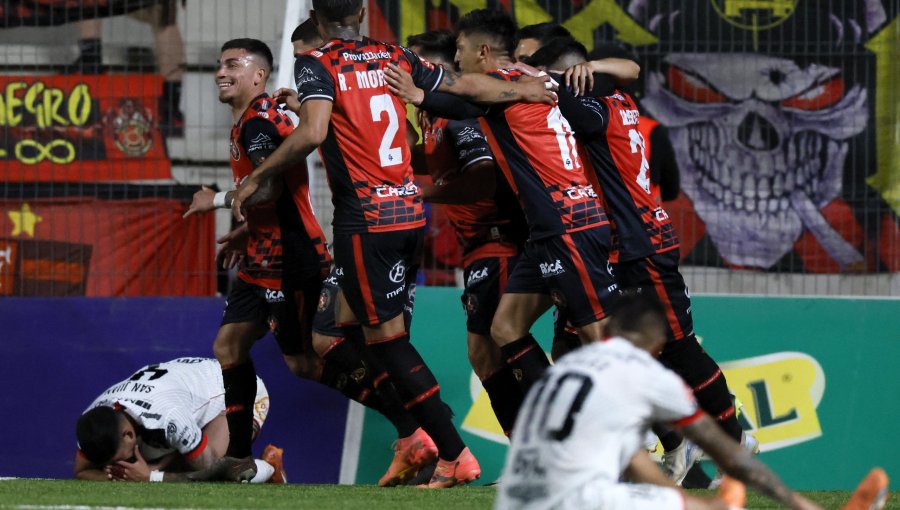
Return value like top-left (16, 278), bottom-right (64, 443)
top-left (589, 42), bottom-right (638, 62)
top-left (605, 292), bottom-right (667, 346)
top-left (291, 19), bottom-right (320, 44)
top-left (312, 0), bottom-right (363, 22)
top-left (455, 9), bottom-right (517, 55)
top-left (407, 30), bottom-right (456, 66)
top-left (523, 37), bottom-right (587, 69)
top-left (220, 38), bottom-right (274, 72)
top-left (515, 22), bottom-right (571, 47)
top-left (76, 406), bottom-right (122, 466)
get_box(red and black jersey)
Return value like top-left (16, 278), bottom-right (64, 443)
top-left (294, 37), bottom-right (444, 234)
top-left (423, 116), bottom-right (526, 266)
top-left (556, 87), bottom-right (679, 262)
top-left (230, 94), bottom-right (330, 289)
top-left (477, 69), bottom-right (608, 241)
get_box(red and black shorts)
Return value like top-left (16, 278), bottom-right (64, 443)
top-left (505, 226), bottom-right (619, 328)
top-left (222, 275), bottom-right (322, 355)
top-left (613, 249), bottom-right (694, 343)
top-left (332, 229), bottom-right (422, 327)
top-left (461, 254), bottom-right (519, 336)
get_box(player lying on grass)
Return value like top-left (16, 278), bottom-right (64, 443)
top-left (75, 357), bottom-right (281, 483)
top-left (495, 293), bottom-right (888, 510)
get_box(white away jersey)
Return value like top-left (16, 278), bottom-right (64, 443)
top-left (495, 338), bottom-right (701, 510)
top-left (84, 358), bottom-right (227, 461)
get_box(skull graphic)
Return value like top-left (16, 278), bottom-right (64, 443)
top-left (642, 54), bottom-right (868, 268)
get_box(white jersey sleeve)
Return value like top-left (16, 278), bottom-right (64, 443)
top-left (161, 407), bottom-right (205, 457)
top-left (645, 362), bottom-right (703, 426)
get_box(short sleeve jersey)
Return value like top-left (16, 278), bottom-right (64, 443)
top-left (423, 116), bottom-right (526, 265)
top-left (230, 94), bottom-right (330, 288)
top-left (294, 38), bottom-right (444, 234)
top-left (495, 338), bottom-right (701, 510)
top-left (564, 90), bottom-right (679, 262)
top-left (477, 69), bottom-right (608, 241)
top-left (82, 358), bottom-right (226, 460)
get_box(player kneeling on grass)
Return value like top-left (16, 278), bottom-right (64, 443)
top-left (74, 357), bottom-right (284, 483)
top-left (495, 293), bottom-right (888, 510)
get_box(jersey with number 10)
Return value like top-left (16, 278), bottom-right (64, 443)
top-left (294, 38), bottom-right (444, 234)
top-left (477, 69), bottom-right (608, 241)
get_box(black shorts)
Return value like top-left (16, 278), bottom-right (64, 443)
top-left (461, 254), bottom-right (519, 336)
top-left (222, 276), bottom-right (321, 355)
top-left (505, 227), bottom-right (619, 328)
top-left (614, 249), bottom-right (694, 342)
top-left (332, 229), bottom-right (422, 327)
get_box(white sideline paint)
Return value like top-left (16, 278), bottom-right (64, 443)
top-left (338, 401), bottom-right (366, 484)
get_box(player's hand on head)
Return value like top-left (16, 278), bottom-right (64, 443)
top-left (183, 185), bottom-right (217, 219)
top-left (564, 62), bottom-right (593, 97)
top-left (274, 87), bottom-right (301, 113)
top-left (384, 63), bottom-right (425, 106)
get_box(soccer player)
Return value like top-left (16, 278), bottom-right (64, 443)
top-left (513, 22), bottom-right (572, 62)
top-left (406, 29), bottom-right (528, 436)
top-left (494, 294), bottom-right (830, 510)
top-left (74, 358), bottom-right (275, 483)
top-left (523, 39), bottom-right (755, 485)
top-left (386, 9), bottom-right (632, 396)
top-left (184, 38), bottom-right (427, 482)
top-left (229, 0), bottom-right (554, 488)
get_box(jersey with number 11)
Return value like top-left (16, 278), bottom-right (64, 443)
top-left (294, 37), bottom-right (444, 234)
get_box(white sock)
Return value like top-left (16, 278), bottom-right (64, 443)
top-left (250, 459), bottom-right (274, 483)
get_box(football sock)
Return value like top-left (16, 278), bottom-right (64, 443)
top-left (222, 360), bottom-right (257, 458)
top-left (660, 335), bottom-right (743, 441)
top-left (320, 335), bottom-right (419, 438)
top-left (550, 329), bottom-right (582, 362)
top-left (500, 334), bottom-right (550, 393)
top-left (652, 424), bottom-right (684, 452)
top-left (368, 334), bottom-right (465, 460)
top-left (481, 366), bottom-right (523, 435)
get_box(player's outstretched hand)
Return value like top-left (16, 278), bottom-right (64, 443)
top-left (274, 87), bottom-right (302, 113)
top-left (183, 185), bottom-right (217, 219)
top-left (217, 223), bottom-right (249, 270)
top-left (385, 63), bottom-right (425, 106)
top-left (231, 177), bottom-right (259, 223)
top-left (516, 74), bottom-right (558, 104)
top-left (107, 445), bottom-right (150, 482)
top-left (564, 62), bottom-right (594, 97)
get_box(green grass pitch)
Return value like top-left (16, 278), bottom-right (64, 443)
top-left (0, 480), bottom-right (895, 510)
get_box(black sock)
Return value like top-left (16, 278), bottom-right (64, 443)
top-left (660, 335), bottom-right (743, 441)
top-left (652, 424), bottom-right (684, 452)
top-left (368, 334), bottom-right (465, 460)
top-left (321, 337), bottom-right (418, 438)
top-left (482, 366), bottom-right (523, 435)
top-left (499, 334), bottom-right (550, 394)
top-left (551, 330), bottom-right (581, 362)
top-left (222, 361), bottom-right (256, 458)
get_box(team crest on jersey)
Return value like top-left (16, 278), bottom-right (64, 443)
top-left (268, 316), bottom-right (279, 334)
top-left (230, 139), bottom-right (240, 161)
top-left (463, 293), bottom-right (478, 315)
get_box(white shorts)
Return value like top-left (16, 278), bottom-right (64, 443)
top-left (552, 481), bottom-right (684, 510)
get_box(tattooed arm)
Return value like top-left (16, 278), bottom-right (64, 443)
top-left (436, 69), bottom-right (556, 105)
top-left (680, 415), bottom-right (822, 510)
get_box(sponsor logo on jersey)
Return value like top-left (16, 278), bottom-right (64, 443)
top-left (565, 185), bottom-right (598, 200)
top-left (618, 108), bottom-right (640, 126)
top-left (455, 126), bottom-right (484, 144)
top-left (539, 260), bottom-right (565, 276)
top-left (654, 207), bottom-right (670, 222)
top-left (265, 288), bottom-right (285, 303)
top-left (374, 182), bottom-right (419, 198)
top-left (386, 282), bottom-right (406, 298)
top-left (247, 132), bottom-right (276, 154)
top-left (309, 50), bottom-right (323, 58)
top-left (296, 66), bottom-right (316, 87)
top-left (388, 261), bottom-right (406, 283)
top-left (466, 266), bottom-right (489, 286)
top-left (341, 50), bottom-right (392, 62)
